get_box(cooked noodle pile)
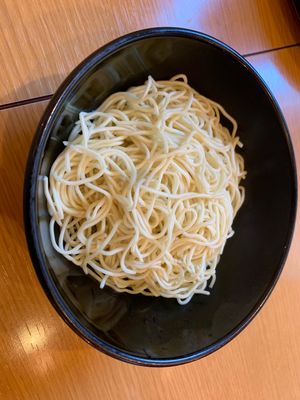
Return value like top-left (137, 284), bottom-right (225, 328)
top-left (44, 75), bottom-right (246, 304)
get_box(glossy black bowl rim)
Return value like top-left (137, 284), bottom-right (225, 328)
top-left (24, 27), bottom-right (297, 367)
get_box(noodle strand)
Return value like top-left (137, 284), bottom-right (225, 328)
top-left (44, 75), bottom-right (246, 304)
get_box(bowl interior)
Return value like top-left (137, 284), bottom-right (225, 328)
top-left (34, 33), bottom-right (295, 362)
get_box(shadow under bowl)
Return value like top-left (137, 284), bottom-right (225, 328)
top-left (24, 27), bottom-right (297, 366)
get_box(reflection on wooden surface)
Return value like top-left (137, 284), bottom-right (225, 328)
top-left (0, 0), bottom-right (299, 104)
top-left (0, 45), bottom-right (300, 399)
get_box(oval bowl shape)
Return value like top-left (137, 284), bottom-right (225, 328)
top-left (24, 27), bottom-right (297, 366)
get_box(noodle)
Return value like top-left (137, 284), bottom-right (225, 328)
top-left (44, 74), bottom-right (246, 305)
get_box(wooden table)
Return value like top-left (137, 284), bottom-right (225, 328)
top-left (0, 1), bottom-right (299, 399)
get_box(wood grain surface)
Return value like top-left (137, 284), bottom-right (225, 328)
top-left (0, 44), bottom-right (299, 399)
top-left (1, 0), bottom-right (300, 104)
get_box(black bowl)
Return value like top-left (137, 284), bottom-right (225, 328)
top-left (293, 0), bottom-right (300, 18)
top-left (24, 28), bottom-right (297, 366)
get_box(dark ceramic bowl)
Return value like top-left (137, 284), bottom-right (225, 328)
top-left (24, 28), bottom-right (297, 366)
top-left (293, 0), bottom-right (300, 18)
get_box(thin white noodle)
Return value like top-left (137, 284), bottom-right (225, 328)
top-left (44, 75), bottom-right (246, 304)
